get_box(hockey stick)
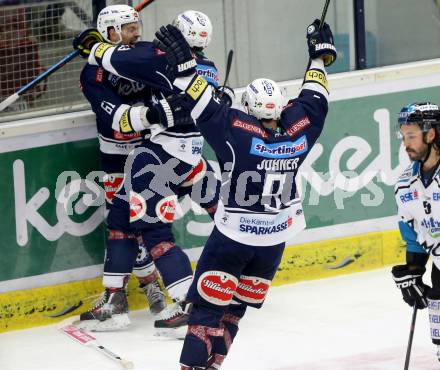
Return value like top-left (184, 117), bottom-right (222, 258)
top-left (304, 0), bottom-right (330, 70)
top-left (404, 306), bottom-right (418, 370)
top-left (59, 324), bottom-right (134, 369)
top-left (0, 0), bottom-right (157, 112)
top-left (134, 0), bottom-right (157, 13)
top-left (319, 0), bottom-right (331, 29)
top-left (223, 49), bottom-right (234, 86)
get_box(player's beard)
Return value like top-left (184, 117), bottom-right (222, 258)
top-left (406, 145), bottom-right (429, 162)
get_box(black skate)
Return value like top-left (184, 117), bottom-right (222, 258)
top-left (74, 287), bottom-right (130, 331)
top-left (154, 300), bottom-right (192, 338)
top-left (141, 279), bottom-right (166, 315)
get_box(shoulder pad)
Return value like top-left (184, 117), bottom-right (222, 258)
top-left (396, 162), bottom-right (417, 185)
top-left (195, 52), bottom-right (215, 65)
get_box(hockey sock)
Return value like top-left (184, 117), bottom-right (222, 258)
top-left (150, 242), bottom-right (193, 299)
top-left (103, 232), bottom-right (138, 288)
top-left (180, 304), bottom-right (226, 367)
top-left (210, 303), bottom-right (247, 362)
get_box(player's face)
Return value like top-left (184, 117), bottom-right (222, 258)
top-left (400, 125), bottom-right (429, 161)
top-left (120, 22), bottom-right (141, 46)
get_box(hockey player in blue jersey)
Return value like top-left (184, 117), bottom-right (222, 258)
top-left (75, 4), bottom-right (166, 331)
top-left (73, 7), bottom-right (220, 333)
top-left (152, 19), bottom-right (336, 369)
top-left (392, 102), bottom-right (440, 362)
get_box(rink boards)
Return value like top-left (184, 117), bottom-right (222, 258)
top-left (2, 59), bottom-right (440, 332)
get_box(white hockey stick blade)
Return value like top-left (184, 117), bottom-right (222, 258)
top-left (0, 93), bottom-right (19, 112)
top-left (59, 322), bottom-right (134, 369)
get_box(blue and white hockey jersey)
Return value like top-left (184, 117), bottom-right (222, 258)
top-left (86, 41), bottom-right (219, 166)
top-left (395, 161), bottom-right (440, 266)
top-left (80, 63), bottom-right (150, 174)
top-left (184, 76), bottom-right (329, 246)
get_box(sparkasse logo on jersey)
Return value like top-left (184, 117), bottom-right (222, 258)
top-left (250, 136), bottom-right (308, 158)
top-left (239, 216), bottom-right (292, 235)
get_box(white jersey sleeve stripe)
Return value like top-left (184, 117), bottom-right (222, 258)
top-left (191, 85), bottom-right (214, 120)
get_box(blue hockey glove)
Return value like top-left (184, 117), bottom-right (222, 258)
top-left (392, 264), bottom-right (430, 309)
top-left (146, 94), bottom-right (194, 128)
top-left (306, 19), bottom-right (337, 67)
top-left (153, 24), bottom-right (197, 77)
top-left (73, 28), bottom-right (104, 58)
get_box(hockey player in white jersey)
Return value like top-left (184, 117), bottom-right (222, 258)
top-left (392, 102), bottom-right (440, 362)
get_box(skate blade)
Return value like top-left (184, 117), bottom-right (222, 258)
top-left (73, 314), bottom-right (130, 332)
top-left (154, 325), bottom-right (187, 339)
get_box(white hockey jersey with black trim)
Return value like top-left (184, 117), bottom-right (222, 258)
top-left (395, 161), bottom-right (440, 268)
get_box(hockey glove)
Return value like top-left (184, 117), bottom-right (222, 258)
top-left (153, 24), bottom-right (197, 78)
top-left (216, 86), bottom-right (235, 107)
top-left (73, 28), bottom-right (104, 58)
top-left (146, 94), bottom-right (194, 128)
top-left (392, 264), bottom-right (430, 309)
top-left (306, 19), bottom-right (337, 67)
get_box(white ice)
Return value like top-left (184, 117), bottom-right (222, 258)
top-left (1, 267), bottom-right (438, 370)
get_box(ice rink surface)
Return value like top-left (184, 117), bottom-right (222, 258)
top-left (1, 267), bottom-right (439, 370)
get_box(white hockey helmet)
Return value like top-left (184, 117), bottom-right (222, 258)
top-left (241, 78), bottom-right (284, 120)
top-left (173, 10), bottom-right (213, 49)
top-left (97, 5), bottom-right (140, 43)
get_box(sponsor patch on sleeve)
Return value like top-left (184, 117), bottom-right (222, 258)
top-left (286, 116), bottom-right (311, 137)
top-left (94, 43), bottom-right (113, 59)
top-left (187, 75), bottom-right (208, 100)
top-left (232, 118), bottom-right (268, 138)
top-left (304, 69), bottom-right (329, 92)
top-left (119, 109), bottom-right (133, 133)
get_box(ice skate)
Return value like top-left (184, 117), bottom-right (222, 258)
top-left (154, 300), bottom-right (192, 338)
top-left (141, 279), bottom-right (166, 315)
top-left (74, 287), bottom-right (130, 331)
